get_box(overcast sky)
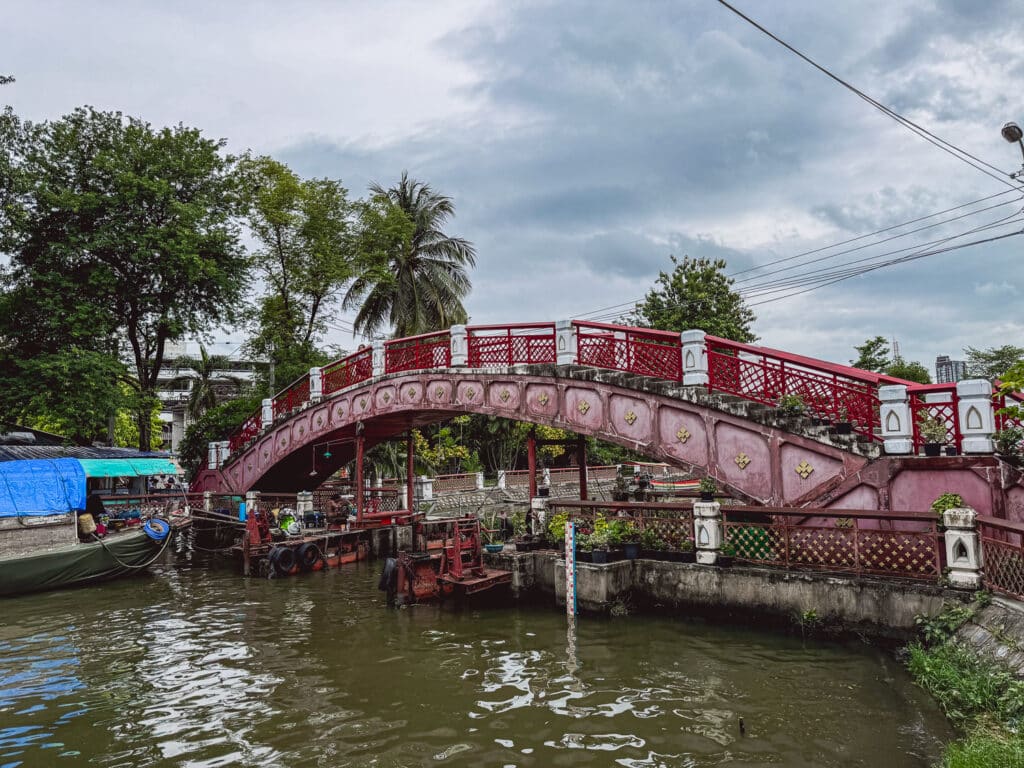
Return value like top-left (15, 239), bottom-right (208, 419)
top-left (5, 0), bottom-right (1023, 372)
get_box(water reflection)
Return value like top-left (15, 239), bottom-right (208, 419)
top-left (0, 560), bottom-right (950, 767)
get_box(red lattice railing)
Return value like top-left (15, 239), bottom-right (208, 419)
top-left (573, 321), bottom-right (682, 380)
top-left (467, 323), bottom-right (557, 366)
top-left (706, 336), bottom-right (889, 440)
top-left (385, 330), bottom-right (451, 373)
top-left (273, 373), bottom-right (310, 420)
top-left (722, 507), bottom-right (943, 580)
top-left (552, 500), bottom-right (696, 549)
top-left (909, 384), bottom-right (962, 452)
top-left (323, 347), bottom-right (373, 396)
top-left (979, 516), bottom-right (1024, 600)
top-left (228, 412), bottom-right (262, 454)
top-left (995, 390), bottom-right (1024, 432)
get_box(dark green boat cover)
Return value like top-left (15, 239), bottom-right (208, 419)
top-left (0, 528), bottom-right (162, 597)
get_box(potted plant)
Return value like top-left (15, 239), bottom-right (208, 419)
top-left (717, 541), bottom-right (736, 567)
top-left (590, 530), bottom-right (611, 564)
top-left (481, 511), bottom-right (505, 553)
top-left (621, 522), bottom-right (642, 560)
top-left (918, 414), bottom-right (948, 457)
top-left (511, 509), bottom-right (534, 552)
top-left (834, 406), bottom-right (852, 435)
top-left (575, 533), bottom-right (593, 563)
top-left (640, 527), bottom-right (665, 560)
top-left (777, 393), bottom-right (806, 417)
top-left (678, 539), bottom-right (696, 563)
top-left (698, 476), bottom-right (717, 502)
top-left (930, 492), bottom-right (964, 520)
top-left (993, 426), bottom-right (1024, 465)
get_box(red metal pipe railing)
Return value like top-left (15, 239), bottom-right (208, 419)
top-left (978, 515), bottom-right (1024, 600)
top-left (385, 330), bottom-right (451, 373)
top-left (322, 346), bottom-right (373, 396)
top-left (573, 320), bottom-right (682, 380)
top-left (467, 322), bottom-right (557, 366)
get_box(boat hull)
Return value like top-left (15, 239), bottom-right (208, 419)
top-left (0, 528), bottom-right (165, 597)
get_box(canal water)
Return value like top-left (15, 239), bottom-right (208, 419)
top-left (0, 554), bottom-right (952, 767)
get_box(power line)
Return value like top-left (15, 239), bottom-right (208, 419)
top-left (714, 0), bottom-right (1018, 190)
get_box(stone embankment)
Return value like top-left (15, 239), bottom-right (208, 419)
top-left (955, 597), bottom-right (1024, 676)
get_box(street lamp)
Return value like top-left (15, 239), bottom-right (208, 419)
top-left (1001, 121), bottom-right (1024, 178)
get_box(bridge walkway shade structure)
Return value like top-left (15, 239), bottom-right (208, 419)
top-left (193, 322), bottom-right (1024, 519)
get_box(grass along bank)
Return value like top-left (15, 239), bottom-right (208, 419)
top-left (907, 595), bottom-right (1024, 767)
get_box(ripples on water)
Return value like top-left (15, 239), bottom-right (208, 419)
top-left (0, 557), bottom-right (950, 767)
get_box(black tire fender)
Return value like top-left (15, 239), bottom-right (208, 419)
top-left (297, 542), bottom-right (321, 572)
top-left (271, 545), bottom-right (296, 576)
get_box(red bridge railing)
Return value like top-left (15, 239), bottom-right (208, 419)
top-left (467, 323), bottom-right (556, 366)
top-left (573, 320), bottom-right (682, 380)
top-left (273, 373), bottom-right (310, 420)
top-left (385, 330), bottom-right (451, 373)
top-left (229, 412), bottom-right (262, 454)
top-left (978, 515), bottom-right (1024, 600)
top-left (706, 336), bottom-right (892, 440)
top-left (909, 383), bottom-right (962, 452)
top-left (323, 346), bottom-right (373, 396)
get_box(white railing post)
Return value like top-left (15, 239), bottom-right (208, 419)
top-left (693, 500), bottom-right (722, 564)
top-left (555, 319), bottom-right (577, 365)
top-left (681, 329), bottom-right (708, 386)
top-left (207, 442), bottom-right (219, 470)
top-left (309, 367), bottom-right (323, 403)
top-left (372, 340), bottom-right (386, 377)
top-left (244, 490), bottom-right (260, 522)
top-left (450, 324), bottom-right (468, 366)
top-left (957, 379), bottom-right (996, 454)
top-left (879, 384), bottom-right (913, 455)
top-left (943, 506), bottom-right (983, 589)
top-left (497, 470), bottom-right (507, 489)
top-left (219, 441), bottom-right (230, 466)
top-left (414, 475), bottom-right (433, 501)
top-left (203, 491), bottom-right (212, 513)
top-left (261, 398), bottom-right (273, 429)
top-left (475, 472), bottom-right (485, 490)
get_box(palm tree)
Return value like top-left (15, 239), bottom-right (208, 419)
top-left (345, 172), bottom-right (476, 338)
top-left (167, 346), bottom-right (243, 422)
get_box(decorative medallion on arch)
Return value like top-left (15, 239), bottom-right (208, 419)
top-left (427, 380), bottom-right (452, 405)
top-left (609, 395), bottom-right (650, 440)
top-left (526, 384), bottom-right (558, 418)
top-left (657, 406), bottom-right (708, 466)
top-left (356, 396), bottom-right (370, 416)
top-left (402, 383), bottom-right (424, 405)
top-left (457, 382), bottom-right (482, 405)
top-left (334, 399), bottom-right (349, 423)
top-left (780, 444), bottom-right (844, 503)
top-left (715, 422), bottom-right (770, 500)
top-left (488, 382), bottom-right (520, 410)
top-left (565, 387), bottom-right (603, 429)
top-left (375, 386), bottom-right (396, 409)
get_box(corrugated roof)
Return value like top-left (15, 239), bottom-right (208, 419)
top-left (0, 445), bottom-right (171, 463)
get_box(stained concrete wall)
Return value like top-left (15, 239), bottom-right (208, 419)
top-left (955, 598), bottom-right (1024, 676)
top-left (485, 551), bottom-right (971, 639)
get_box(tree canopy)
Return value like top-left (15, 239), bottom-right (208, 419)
top-left (965, 345), bottom-right (1024, 382)
top-left (345, 171), bottom-right (475, 338)
top-left (0, 107), bottom-right (248, 449)
top-left (851, 336), bottom-right (891, 372)
top-left (632, 255), bottom-right (756, 342)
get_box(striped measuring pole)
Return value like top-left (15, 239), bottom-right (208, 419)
top-left (565, 520), bottom-right (577, 617)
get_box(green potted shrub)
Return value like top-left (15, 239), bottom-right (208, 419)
top-left (918, 414), bottom-right (948, 457)
top-left (620, 521), bottom-right (642, 560)
top-left (930, 492), bottom-right (964, 520)
top-left (678, 539), bottom-right (696, 563)
top-left (698, 476), bottom-right (717, 502)
top-left (575, 532), bottom-right (594, 563)
top-left (640, 527), bottom-right (666, 559)
top-left (717, 541), bottom-right (736, 567)
top-left (590, 530), bottom-right (611, 564)
top-left (482, 511), bottom-right (505, 553)
top-left (993, 426), bottom-right (1024, 465)
top-left (777, 393), bottom-right (806, 417)
top-left (834, 406), bottom-right (852, 435)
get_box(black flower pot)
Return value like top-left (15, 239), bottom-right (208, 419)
top-left (835, 422), bottom-right (852, 435)
top-left (592, 550), bottom-right (609, 564)
top-left (699, 492), bottom-right (715, 502)
top-left (944, 446), bottom-right (959, 457)
top-left (576, 551), bottom-right (593, 563)
top-left (623, 542), bottom-right (640, 560)
top-left (678, 551), bottom-right (696, 563)
top-left (924, 443), bottom-right (942, 457)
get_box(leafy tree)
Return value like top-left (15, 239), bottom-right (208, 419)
top-left (178, 395), bottom-right (261, 480)
top-left (851, 336), bottom-right (892, 372)
top-left (1, 107), bottom-right (248, 450)
top-left (884, 359), bottom-right (931, 384)
top-left (996, 361), bottom-right (1024, 422)
top-left (964, 345), bottom-right (1024, 382)
top-left (238, 156), bottom-right (356, 379)
top-left (632, 255), bottom-right (756, 341)
top-left (345, 171), bottom-right (476, 338)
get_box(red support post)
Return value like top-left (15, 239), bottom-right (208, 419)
top-left (355, 433), bottom-right (365, 523)
top-left (527, 432), bottom-right (537, 500)
top-left (577, 437), bottom-right (588, 501)
top-left (406, 432), bottom-right (415, 512)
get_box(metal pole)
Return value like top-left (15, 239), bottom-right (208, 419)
top-left (527, 432), bottom-right (537, 500)
top-left (406, 432), bottom-right (415, 512)
top-left (355, 434), bottom-right (365, 523)
top-left (565, 520), bottom-right (577, 617)
top-left (578, 437), bottom-right (588, 501)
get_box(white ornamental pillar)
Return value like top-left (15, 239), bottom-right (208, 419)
top-left (203, 491), bottom-right (212, 513)
top-left (309, 367), bottom-right (323, 403)
top-left (681, 330), bottom-right (708, 386)
top-left (207, 442), bottom-right (219, 470)
top-left (957, 379), bottom-right (996, 454)
top-left (296, 491), bottom-right (313, 516)
top-left (693, 500), bottom-right (722, 565)
top-left (879, 384), bottom-right (913, 455)
top-left (414, 475), bottom-right (433, 501)
top-left (371, 340), bottom-right (386, 377)
top-left (497, 470), bottom-right (507, 489)
top-left (244, 490), bottom-right (260, 522)
top-left (450, 324), bottom-right (468, 367)
top-left (261, 398), bottom-right (273, 429)
top-left (555, 319), bottom-right (577, 365)
top-left (219, 441), bottom-right (230, 467)
top-left (543, 467), bottom-right (551, 486)
top-left (475, 472), bottom-right (485, 490)
top-left (943, 507), bottom-right (983, 589)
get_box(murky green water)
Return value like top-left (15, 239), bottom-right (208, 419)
top-left (0, 553), bottom-right (952, 767)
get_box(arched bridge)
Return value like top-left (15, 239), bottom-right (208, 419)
top-left (192, 322), bottom-right (1024, 517)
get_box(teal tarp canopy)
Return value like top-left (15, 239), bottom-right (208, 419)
top-left (0, 458), bottom-right (86, 517)
top-left (76, 458), bottom-right (179, 478)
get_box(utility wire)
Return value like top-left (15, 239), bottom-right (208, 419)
top-left (714, 0), bottom-right (1017, 189)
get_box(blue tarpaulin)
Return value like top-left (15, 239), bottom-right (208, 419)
top-left (0, 459), bottom-right (86, 518)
